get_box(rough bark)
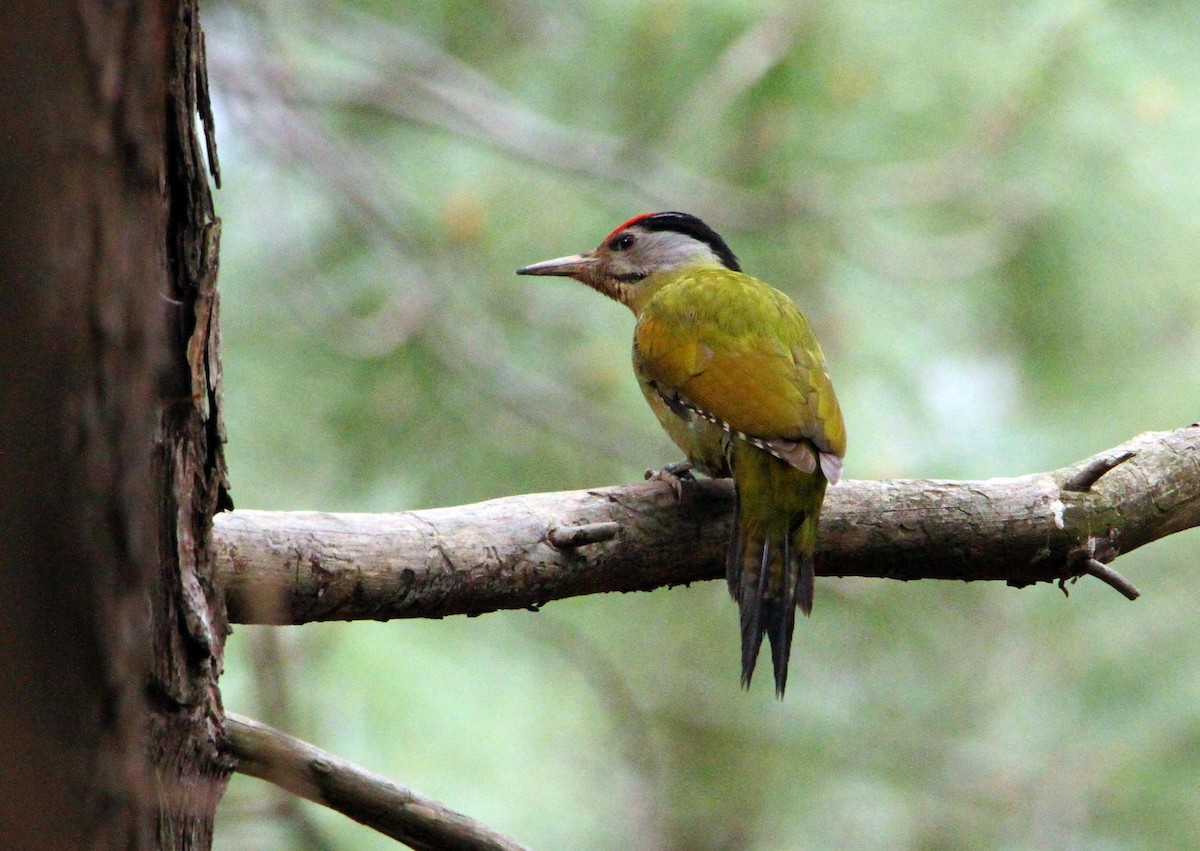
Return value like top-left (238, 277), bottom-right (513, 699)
top-left (0, 3), bottom-right (230, 848)
top-left (151, 0), bottom-right (233, 846)
top-left (217, 427), bottom-right (1200, 625)
top-left (0, 2), bottom-right (167, 847)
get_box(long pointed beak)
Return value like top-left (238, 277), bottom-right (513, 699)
top-left (515, 253), bottom-right (596, 279)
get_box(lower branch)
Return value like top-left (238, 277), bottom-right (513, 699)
top-left (223, 714), bottom-right (531, 851)
top-left (216, 427), bottom-right (1200, 625)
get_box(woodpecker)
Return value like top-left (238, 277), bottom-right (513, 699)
top-left (518, 212), bottom-right (845, 697)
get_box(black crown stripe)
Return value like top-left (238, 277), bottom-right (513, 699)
top-left (634, 212), bottom-right (742, 272)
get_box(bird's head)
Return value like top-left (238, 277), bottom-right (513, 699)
top-left (517, 211), bottom-right (740, 311)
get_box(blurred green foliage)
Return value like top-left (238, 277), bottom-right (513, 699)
top-left (209, 1), bottom-right (1199, 848)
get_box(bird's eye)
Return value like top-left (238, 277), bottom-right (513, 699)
top-left (609, 232), bottom-right (636, 251)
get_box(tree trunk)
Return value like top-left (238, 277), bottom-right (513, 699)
top-left (0, 2), bottom-right (229, 848)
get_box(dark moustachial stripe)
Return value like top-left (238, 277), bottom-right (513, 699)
top-left (634, 212), bottom-right (742, 272)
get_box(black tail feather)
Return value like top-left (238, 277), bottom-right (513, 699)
top-left (725, 486), bottom-right (743, 600)
top-left (733, 513), bottom-right (813, 698)
top-left (766, 535), bottom-right (797, 697)
top-left (792, 511), bottom-right (820, 619)
top-left (739, 541), bottom-right (771, 689)
top-left (797, 551), bottom-right (815, 617)
top-left (765, 596), bottom-right (795, 697)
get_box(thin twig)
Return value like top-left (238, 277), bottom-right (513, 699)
top-left (211, 41), bottom-right (657, 468)
top-left (1082, 558), bottom-right (1141, 601)
top-left (212, 1), bottom-right (792, 227)
top-left (547, 522), bottom-right (620, 549)
top-left (1062, 450), bottom-right (1137, 492)
top-left (663, 11), bottom-right (807, 152)
top-left (519, 615), bottom-right (665, 843)
top-left (224, 713), bottom-right (532, 851)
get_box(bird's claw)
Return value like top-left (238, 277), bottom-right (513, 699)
top-left (645, 460), bottom-right (696, 503)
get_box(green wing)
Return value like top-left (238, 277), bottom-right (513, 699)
top-left (633, 267), bottom-right (845, 476)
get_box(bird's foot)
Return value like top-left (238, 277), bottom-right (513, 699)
top-left (645, 460), bottom-right (696, 503)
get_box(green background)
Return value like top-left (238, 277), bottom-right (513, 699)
top-left (209, 1), bottom-right (1200, 847)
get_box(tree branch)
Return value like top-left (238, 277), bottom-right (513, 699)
top-left (224, 714), bottom-right (531, 851)
top-left (216, 427), bottom-right (1200, 625)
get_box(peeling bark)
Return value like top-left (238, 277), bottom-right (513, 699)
top-left (149, 0), bottom-right (232, 847)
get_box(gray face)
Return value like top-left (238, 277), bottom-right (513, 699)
top-left (517, 226), bottom-right (727, 305)
top-left (599, 227), bottom-right (727, 283)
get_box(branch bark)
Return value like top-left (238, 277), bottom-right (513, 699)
top-left (224, 714), bottom-right (531, 851)
top-left (217, 427), bottom-right (1200, 625)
